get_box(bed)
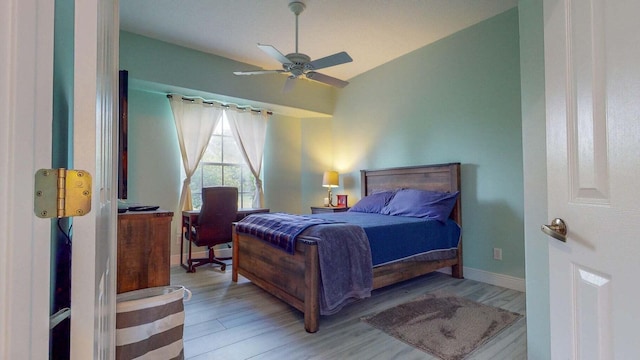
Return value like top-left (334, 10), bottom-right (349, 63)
top-left (232, 163), bottom-right (463, 333)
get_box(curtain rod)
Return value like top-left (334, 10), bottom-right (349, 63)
top-left (166, 94), bottom-right (273, 115)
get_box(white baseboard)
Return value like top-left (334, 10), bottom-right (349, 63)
top-left (438, 266), bottom-right (525, 292)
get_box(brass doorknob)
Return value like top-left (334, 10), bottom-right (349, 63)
top-left (541, 218), bottom-right (567, 242)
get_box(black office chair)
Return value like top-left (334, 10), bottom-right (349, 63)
top-left (183, 187), bottom-right (238, 272)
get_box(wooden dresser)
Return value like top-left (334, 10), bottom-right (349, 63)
top-left (117, 209), bottom-right (174, 294)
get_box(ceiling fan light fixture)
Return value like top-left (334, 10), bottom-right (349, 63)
top-left (288, 1), bottom-right (306, 16)
top-left (233, 0), bottom-right (352, 90)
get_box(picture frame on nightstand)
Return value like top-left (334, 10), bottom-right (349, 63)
top-left (336, 194), bottom-right (348, 207)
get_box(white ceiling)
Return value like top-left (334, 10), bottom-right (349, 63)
top-left (120, 0), bottom-right (517, 83)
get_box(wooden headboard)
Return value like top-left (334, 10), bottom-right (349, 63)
top-left (360, 163), bottom-right (462, 224)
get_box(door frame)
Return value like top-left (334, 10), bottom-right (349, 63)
top-left (0, 0), bottom-right (55, 358)
top-left (519, 1), bottom-right (551, 359)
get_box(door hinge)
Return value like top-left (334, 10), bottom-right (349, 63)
top-left (34, 168), bottom-right (92, 218)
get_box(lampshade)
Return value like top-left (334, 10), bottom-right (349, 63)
top-left (322, 171), bottom-right (339, 188)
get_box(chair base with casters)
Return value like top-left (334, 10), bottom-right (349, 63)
top-left (180, 221), bottom-right (230, 273)
top-left (182, 238), bottom-right (227, 272)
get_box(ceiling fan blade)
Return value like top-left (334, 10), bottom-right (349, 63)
top-left (257, 44), bottom-right (291, 64)
top-left (233, 69), bottom-right (286, 76)
top-left (305, 71), bottom-right (349, 88)
top-left (307, 51), bottom-right (353, 71)
top-left (282, 76), bottom-right (296, 93)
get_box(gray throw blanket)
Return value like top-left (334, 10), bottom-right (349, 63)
top-left (300, 223), bottom-right (373, 315)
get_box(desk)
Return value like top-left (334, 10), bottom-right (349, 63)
top-left (180, 208), bottom-right (269, 271)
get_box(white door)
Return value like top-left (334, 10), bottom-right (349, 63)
top-left (544, 0), bottom-right (640, 358)
top-left (70, 0), bottom-right (119, 359)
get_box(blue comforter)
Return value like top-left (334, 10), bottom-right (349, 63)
top-left (309, 212), bottom-right (461, 266)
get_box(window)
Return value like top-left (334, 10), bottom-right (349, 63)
top-left (190, 113), bottom-right (255, 209)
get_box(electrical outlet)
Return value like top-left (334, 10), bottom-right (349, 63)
top-left (493, 247), bottom-right (503, 261)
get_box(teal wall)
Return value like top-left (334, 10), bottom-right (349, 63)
top-left (264, 115), bottom-right (305, 214)
top-left (53, 0), bottom-right (74, 169)
top-left (126, 89), bottom-right (181, 213)
top-left (330, 8), bottom-right (525, 278)
top-left (301, 118), bottom-right (334, 208)
top-left (120, 9), bottom-right (526, 280)
top-left (519, 0), bottom-right (550, 358)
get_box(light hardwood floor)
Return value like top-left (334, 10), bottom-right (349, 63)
top-left (171, 264), bottom-right (527, 360)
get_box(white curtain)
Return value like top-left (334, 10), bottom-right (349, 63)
top-left (226, 107), bottom-right (269, 208)
top-left (168, 94), bottom-right (223, 211)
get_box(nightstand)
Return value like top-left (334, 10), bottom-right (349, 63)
top-left (310, 206), bottom-right (349, 214)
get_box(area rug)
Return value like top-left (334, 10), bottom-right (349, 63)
top-left (361, 291), bottom-right (523, 360)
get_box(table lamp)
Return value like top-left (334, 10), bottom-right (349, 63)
top-left (322, 171), bottom-right (339, 206)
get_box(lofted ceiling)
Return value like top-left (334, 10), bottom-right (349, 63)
top-left (119, 0), bottom-right (518, 84)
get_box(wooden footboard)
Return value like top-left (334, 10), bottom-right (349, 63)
top-left (232, 224), bottom-right (463, 333)
top-left (232, 225), bottom-right (322, 332)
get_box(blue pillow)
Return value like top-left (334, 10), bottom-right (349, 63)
top-left (380, 189), bottom-right (459, 222)
top-left (348, 191), bottom-right (396, 214)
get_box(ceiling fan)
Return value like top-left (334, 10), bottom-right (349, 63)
top-left (233, 1), bottom-right (353, 91)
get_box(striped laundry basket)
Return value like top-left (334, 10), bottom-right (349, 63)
top-left (116, 286), bottom-right (192, 360)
